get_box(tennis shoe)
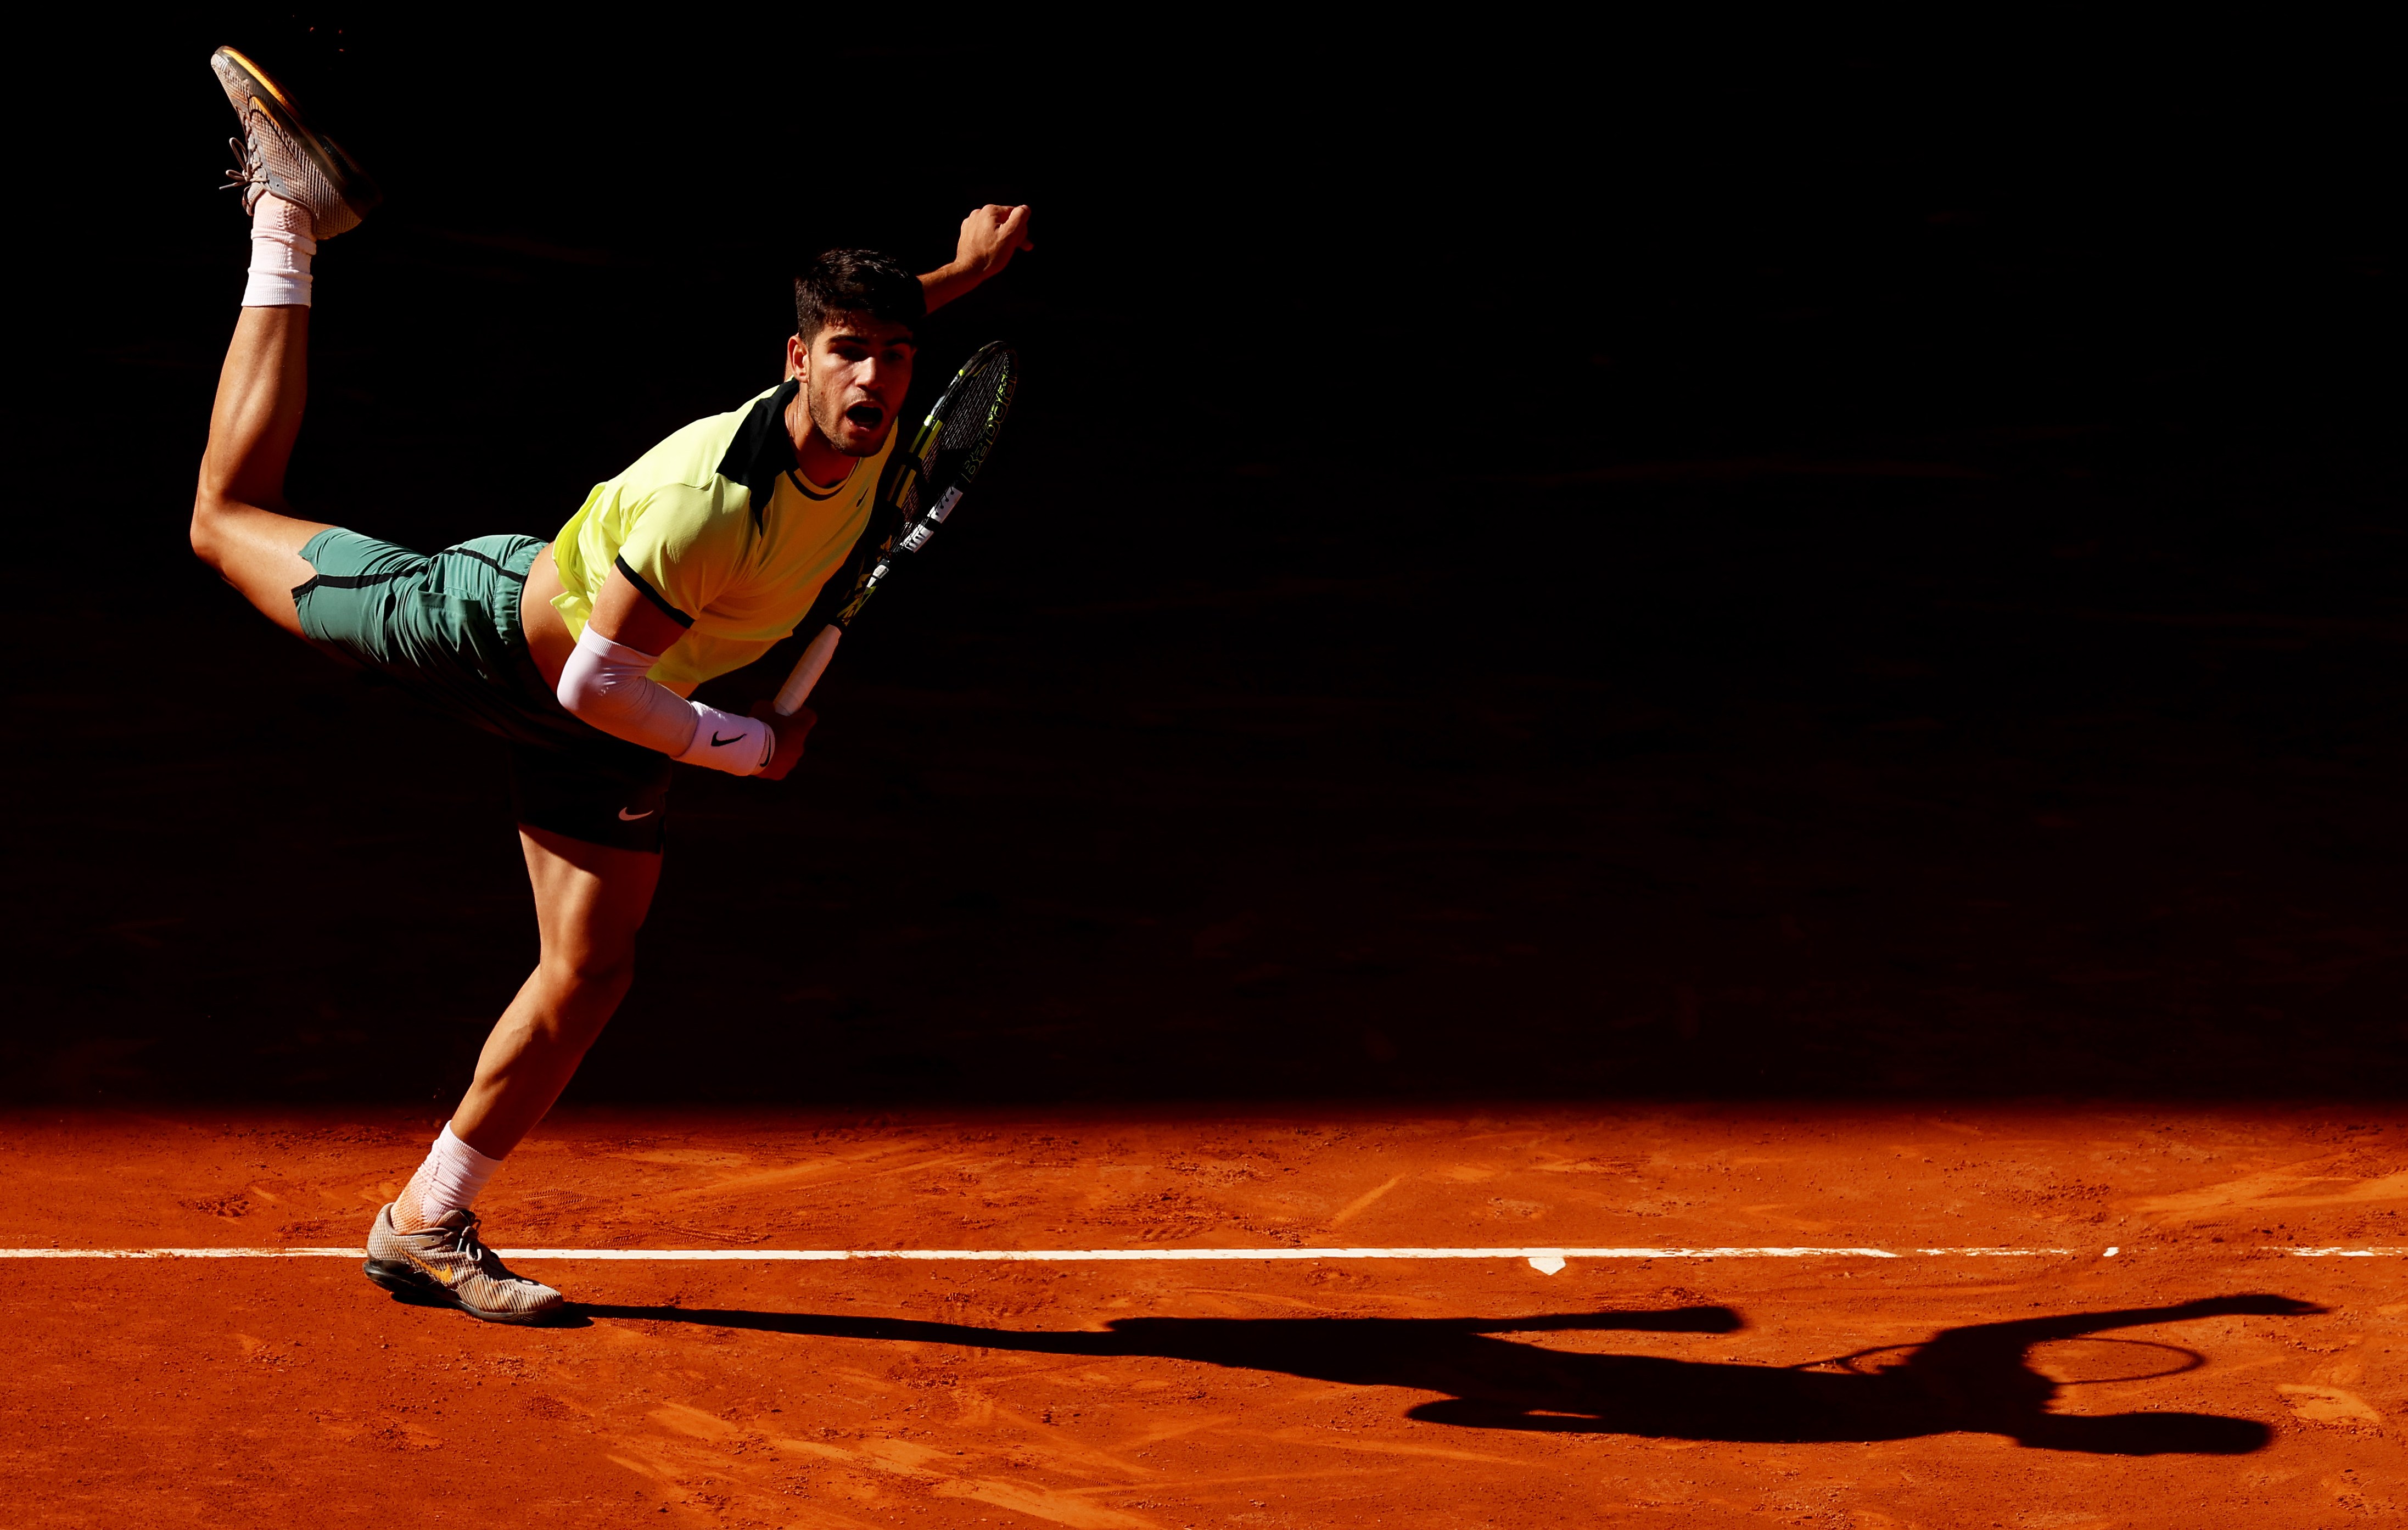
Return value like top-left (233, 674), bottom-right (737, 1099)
top-left (363, 1203), bottom-right (566, 1324)
top-left (211, 45), bottom-right (380, 236)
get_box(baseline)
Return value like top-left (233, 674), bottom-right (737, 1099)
top-left (1, 1244), bottom-right (2082, 1262)
top-left (1, 1244), bottom-right (2388, 1262)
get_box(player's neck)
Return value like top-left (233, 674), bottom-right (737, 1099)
top-left (786, 392), bottom-right (859, 491)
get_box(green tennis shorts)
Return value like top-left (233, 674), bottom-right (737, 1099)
top-left (292, 529), bottom-right (671, 853)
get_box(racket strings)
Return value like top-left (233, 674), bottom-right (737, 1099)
top-left (898, 352), bottom-right (1016, 543)
top-left (934, 366), bottom-right (1015, 458)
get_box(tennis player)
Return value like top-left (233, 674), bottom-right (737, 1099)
top-left (193, 48), bottom-right (1032, 1322)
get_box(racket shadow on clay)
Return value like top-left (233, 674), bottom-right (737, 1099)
top-left (573, 1292), bottom-right (2317, 1454)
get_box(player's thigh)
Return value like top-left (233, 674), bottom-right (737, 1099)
top-left (192, 498), bottom-right (338, 639)
top-left (519, 824), bottom-right (664, 976)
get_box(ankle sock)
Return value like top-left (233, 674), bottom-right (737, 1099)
top-left (393, 1124), bottom-right (503, 1231)
top-left (242, 194), bottom-right (317, 308)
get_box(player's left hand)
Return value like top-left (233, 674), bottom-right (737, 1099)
top-left (954, 204), bottom-right (1034, 283)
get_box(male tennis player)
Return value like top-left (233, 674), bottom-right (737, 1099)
top-left (193, 48), bottom-right (1032, 1322)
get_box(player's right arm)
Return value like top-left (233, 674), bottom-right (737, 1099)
top-left (551, 562), bottom-right (815, 781)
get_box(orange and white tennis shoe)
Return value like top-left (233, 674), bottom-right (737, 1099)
top-left (363, 1204), bottom-right (567, 1324)
top-left (210, 46), bottom-right (381, 236)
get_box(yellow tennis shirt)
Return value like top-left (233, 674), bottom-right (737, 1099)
top-left (547, 381), bottom-right (897, 696)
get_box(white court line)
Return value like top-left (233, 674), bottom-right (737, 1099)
top-left (4, 1245), bottom-right (2071, 1262)
top-left (0, 1248), bottom-right (374, 1259)
top-left (0, 1245), bottom-right (2393, 1262)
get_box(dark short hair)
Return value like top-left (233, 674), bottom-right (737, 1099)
top-left (794, 249), bottom-right (925, 343)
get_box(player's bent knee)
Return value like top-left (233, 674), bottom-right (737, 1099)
top-left (544, 951), bottom-right (637, 1005)
top-left (188, 491), bottom-right (232, 570)
top-left (187, 490), bottom-right (272, 579)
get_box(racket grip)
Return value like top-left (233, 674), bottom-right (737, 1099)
top-left (774, 625), bottom-right (842, 716)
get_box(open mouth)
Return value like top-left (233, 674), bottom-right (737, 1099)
top-left (844, 403), bottom-right (884, 430)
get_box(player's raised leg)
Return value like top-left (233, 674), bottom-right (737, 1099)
top-left (189, 46), bottom-right (380, 636)
top-left (193, 304), bottom-right (329, 637)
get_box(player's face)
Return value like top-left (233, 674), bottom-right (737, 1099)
top-left (801, 314), bottom-right (916, 457)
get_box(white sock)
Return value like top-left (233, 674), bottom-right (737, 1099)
top-left (394, 1123), bottom-right (503, 1231)
top-left (242, 194), bottom-right (317, 308)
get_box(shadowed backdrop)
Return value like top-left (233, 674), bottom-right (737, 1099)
top-left (2, 13), bottom-right (2397, 1103)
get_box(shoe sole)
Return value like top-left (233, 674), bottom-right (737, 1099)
top-left (213, 46), bottom-right (384, 225)
top-left (363, 1257), bottom-right (566, 1326)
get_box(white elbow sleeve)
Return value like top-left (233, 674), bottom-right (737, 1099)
top-left (558, 625), bottom-right (773, 776)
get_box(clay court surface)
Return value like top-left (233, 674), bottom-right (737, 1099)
top-left (3, 1106), bottom-right (2402, 1526)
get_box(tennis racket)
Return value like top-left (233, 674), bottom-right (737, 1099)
top-left (772, 340), bottom-right (1020, 716)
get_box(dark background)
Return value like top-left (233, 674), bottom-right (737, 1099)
top-left (2, 13), bottom-right (2397, 1103)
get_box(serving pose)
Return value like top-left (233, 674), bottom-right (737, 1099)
top-left (194, 47), bottom-right (1031, 1322)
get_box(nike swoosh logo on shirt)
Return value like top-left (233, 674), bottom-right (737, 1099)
top-left (618, 807), bottom-right (656, 821)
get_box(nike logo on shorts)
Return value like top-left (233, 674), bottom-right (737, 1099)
top-left (618, 807), bottom-right (656, 821)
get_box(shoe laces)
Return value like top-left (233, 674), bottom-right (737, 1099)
top-left (444, 1212), bottom-right (495, 1269)
top-left (220, 133), bottom-right (265, 197)
top-left (442, 1213), bottom-right (536, 1286)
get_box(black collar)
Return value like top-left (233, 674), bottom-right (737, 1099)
top-left (715, 379), bottom-right (802, 529)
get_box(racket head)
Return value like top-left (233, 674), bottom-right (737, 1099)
top-left (832, 341), bottom-right (1018, 626)
top-left (901, 341), bottom-right (1018, 545)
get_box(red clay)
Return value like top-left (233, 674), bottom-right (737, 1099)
top-left (4, 1105), bottom-right (2404, 1526)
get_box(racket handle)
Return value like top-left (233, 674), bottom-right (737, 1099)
top-left (774, 624), bottom-right (842, 715)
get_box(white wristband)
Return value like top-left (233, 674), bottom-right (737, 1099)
top-left (674, 707), bottom-right (773, 774)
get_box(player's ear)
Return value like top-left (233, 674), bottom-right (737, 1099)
top-left (785, 332), bottom-right (808, 382)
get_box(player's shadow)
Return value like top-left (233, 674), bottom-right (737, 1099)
top-left (575, 1291), bottom-right (2317, 1453)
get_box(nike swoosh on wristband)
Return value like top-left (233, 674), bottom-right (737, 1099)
top-left (711, 731), bottom-right (746, 747)
top-left (618, 807), bottom-right (656, 821)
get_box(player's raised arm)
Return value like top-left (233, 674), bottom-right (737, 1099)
top-left (920, 204), bottom-right (1034, 314)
